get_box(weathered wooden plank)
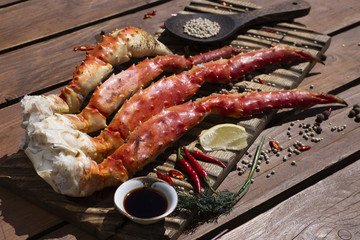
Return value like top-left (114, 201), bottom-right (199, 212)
top-left (0, 0), bottom-right (24, 7)
top-left (38, 224), bottom-right (97, 240)
top-left (251, 0), bottom-right (360, 35)
top-left (217, 157), bottom-right (360, 240)
top-left (0, 185), bottom-right (63, 239)
top-left (0, 0), bottom-right (164, 51)
top-left (300, 25), bottom-right (360, 92)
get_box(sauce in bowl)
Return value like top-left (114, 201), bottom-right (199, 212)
top-left (124, 187), bottom-right (168, 218)
top-left (114, 176), bottom-right (178, 224)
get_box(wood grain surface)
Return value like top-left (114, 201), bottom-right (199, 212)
top-left (0, 0), bottom-right (165, 51)
top-left (1, 0), bottom-right (360, 239)
top-left (218, 153), bottom-right (360, 240)
top-left (0, 1), bottom-right (333, 239)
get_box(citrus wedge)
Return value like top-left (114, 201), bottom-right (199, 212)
top-left (199, 123), bottom-right (248, 151)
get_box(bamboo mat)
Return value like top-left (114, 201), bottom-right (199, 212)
top-left (0, 1), bottom-right (330, 239)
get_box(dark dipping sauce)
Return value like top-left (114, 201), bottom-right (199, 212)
top-left (124, 187), bottom-right (168, 218)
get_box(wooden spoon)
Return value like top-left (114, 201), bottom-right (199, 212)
top-left (164, 0), bottom-right (311, 44)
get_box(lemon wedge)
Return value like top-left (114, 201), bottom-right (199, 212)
top-left (199, 123), bottom-right (248, 151)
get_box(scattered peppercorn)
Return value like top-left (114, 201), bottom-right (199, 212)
top-left (322, 109), bottom-right (331, 119)
top-left (315, 113), bottom-right (325, 123)
top-left (238, 85), bottom-right (247, 93)
top-left (354, 107), bottom-right (360, 114)
top-left (348, 110), bottom-right (356, 118)
top-left (313, 125), bottom-right (322, 134)
top-left (355, 114), bottom-right (360, 122)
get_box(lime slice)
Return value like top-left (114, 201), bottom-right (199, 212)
top-left (199, 124), bottom-right (248, 151)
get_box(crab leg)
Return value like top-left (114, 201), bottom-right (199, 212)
top-left (67, 46), bottom-right (244, 133)
top-left (22, 46), bottom-right (321, 174)
top-left (196, 90), bottom-right (346, 117)
top-left (60, 26), bottom-right (172, 113)
top-left (21, 27), bottom-right (172, 125)
top-left (103, 90), bottom-right (345, 182)
top-left (97, 46), bottom-right (320, 156)
top-left (36, 90), bottom-right (343, 197)
top-left (21, 46), bottom-right (246, 163)
top-left (20, 27), bottom-right (172, 150)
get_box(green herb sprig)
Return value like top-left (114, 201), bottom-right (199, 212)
top-left (177, 136), bottom-right (265, 215)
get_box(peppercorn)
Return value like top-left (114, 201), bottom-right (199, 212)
top-left (348, 110), bottom-right (356, 118)
top-left (313, 125), bottom-right (322, 134)
top-left (315, 113), bottom-right (325, 123)
top-left (355, 113), bottom-right (360, 123)
top-left (354, 107), bottom-right (360, 115)
top-left (322, 110), bottom-right (331, 119)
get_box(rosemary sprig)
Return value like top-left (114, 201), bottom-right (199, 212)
top-left (177, 136), bottom-right (265, 215)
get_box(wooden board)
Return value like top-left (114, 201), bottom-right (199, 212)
top-left (0, 1), bottom-right (335, 239)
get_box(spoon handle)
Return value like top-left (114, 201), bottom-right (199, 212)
top-left (232, 0), bottom-right (310, 29)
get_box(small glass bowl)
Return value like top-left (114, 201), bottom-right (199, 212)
top-left (114, 176), bottom-right (178, 224)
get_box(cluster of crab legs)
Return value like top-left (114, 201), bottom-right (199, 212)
top-left (20, 27), bottom-right (346, 197)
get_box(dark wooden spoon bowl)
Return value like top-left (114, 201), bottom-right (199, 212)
top-left (164, 0), bottom-right (311, 44)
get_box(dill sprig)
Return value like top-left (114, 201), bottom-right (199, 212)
top-left (177, 136), bottom-right (265, 215)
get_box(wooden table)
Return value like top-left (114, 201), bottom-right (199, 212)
top-left (1, 0), bottom-right (359, 239)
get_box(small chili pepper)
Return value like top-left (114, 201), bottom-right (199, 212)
top-left (183, 146), bottom-right (218, 194)
top-left (265, 30), bottom-right (276, 34)
top-left (257, 77), bottom-right (265, 85)
top-left (190, 150), bottom-right (226, 168)
top-left (156, 171), bottom-right (173, 185)
top-left (73, 45), bottom-right (95, 51)
top-left (144, 10), bottom-right (156, 19)
top-left (269, 140), bottom-right (281, 151)
top-left (177, 148), bottom-right (201, 194)
top-left (168, 169), bottom-right (184, 180)
top-left (297, 145), bottom-right (311, 151)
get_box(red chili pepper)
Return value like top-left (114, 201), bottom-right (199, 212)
top-left (168, 169), bottom-right (184, 180)
top-left (144, 10), bottom-right (156, 19)
top-left (183, 146), bottom-right (218, 194)
top-left (257, 77), bottom-right (265, 85)
top-left (269, 140), bottom-right (281, 151)
top-left (190, 150), bottom-right (226, 168)
top-left (73, 45), bottom-right (95, 51)
top-left (177, 148), bottom-right (201, 194)
top-left (297, 146), bottom-right (311, 151)
top-left (156, 171), bottom-right (173, 185)
top-left (265, 30), bottom-right (276, 34)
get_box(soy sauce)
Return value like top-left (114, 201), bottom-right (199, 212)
top-left (124, 187), bottom-right (168, 218)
